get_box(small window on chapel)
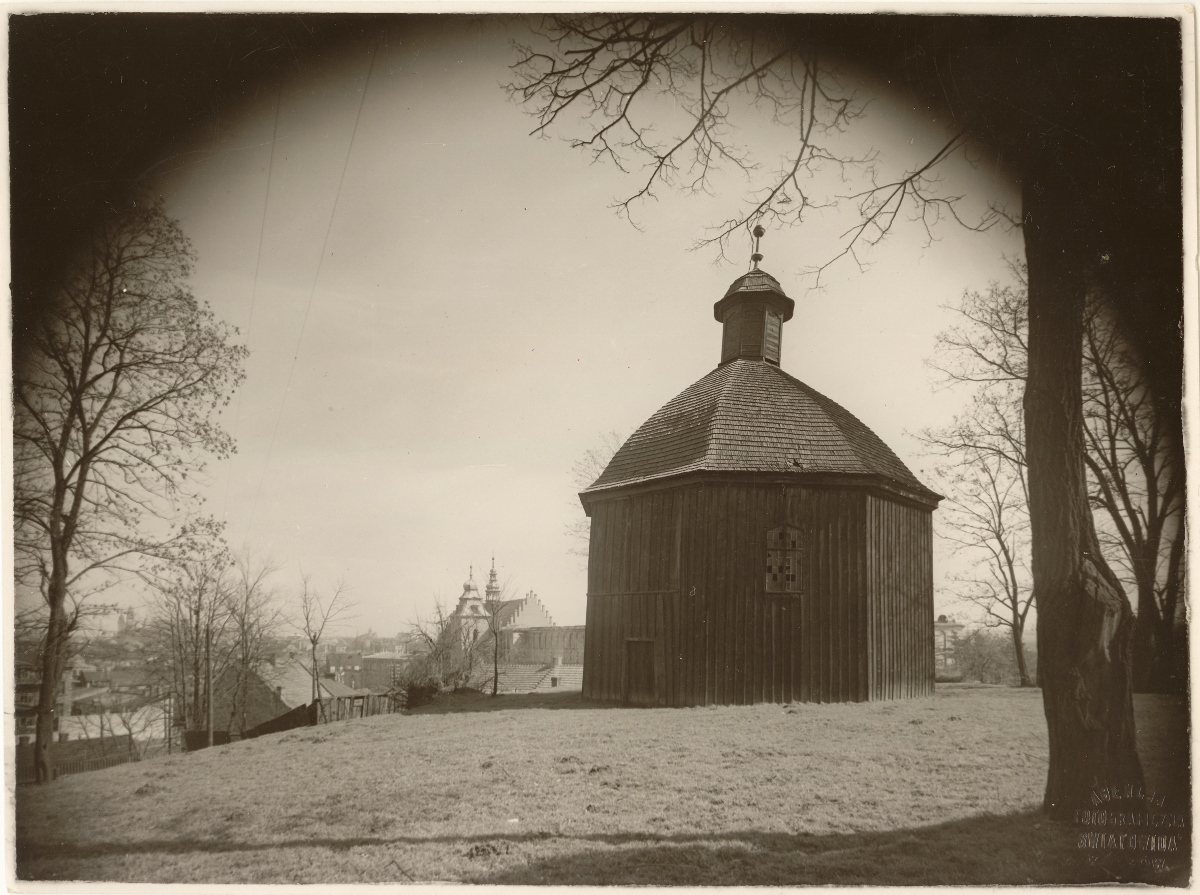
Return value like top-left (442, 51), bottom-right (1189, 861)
top-left (765, 524), bottom-right (805, 594)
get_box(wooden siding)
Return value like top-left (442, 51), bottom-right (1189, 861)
top-left (866, 496), bottom-right (936, 699)
top-left (585, 481), bottom-right (935, 705)
top-left (583, 491), bottom-right (680, 704)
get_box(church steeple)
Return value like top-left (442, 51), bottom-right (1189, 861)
top-left (485, 555), bottom-right (501, 603)
top-left (713, 225), bottom-right (795, 366)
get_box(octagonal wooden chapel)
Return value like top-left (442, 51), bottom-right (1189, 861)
top-left (580, 243), bottom-right (942, 706)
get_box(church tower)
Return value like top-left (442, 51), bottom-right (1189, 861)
top-left (484, 555), bottom-right (502, 605)
top-left (455, 567), bottom-right (485, 621)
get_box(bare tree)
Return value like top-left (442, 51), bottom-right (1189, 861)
top-left (929, 270), bottom-right (1185, 694)
top-left (223, 550), bottom-right (285, 735)
top-left (924, 429), bottom-right (1035, 687)
top-left (1082, 299), bottom-right (1186, 693)
top-left (922, 272), bottom-right (1033, 686)
top-left (407, 600), bottom-right (481, 696)
top-left (296, 576), bottom-right (353, 722)
top-left (479, 573), bottom-right (521, 697)
top-left (567, 431), bottom-right (624, 559)
top-left (13, 195), bottom-right (245, 781)
top-left (145, 545), bottom-right (237, 747)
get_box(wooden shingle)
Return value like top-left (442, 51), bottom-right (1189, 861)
top-left (586, 359), bottom-right (937, 501)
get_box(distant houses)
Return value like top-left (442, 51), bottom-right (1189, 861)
top-left (14, 647), bottom-right (75, 746)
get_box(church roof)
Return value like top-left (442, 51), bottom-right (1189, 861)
top-left (714, 268), bottom-right (794, 323)
top-left (493, 599), bottom-right (526, 628)
top-left (585, 359), bottom-right (938, 502)
top-left (721, 268), bottom-right (787, 299)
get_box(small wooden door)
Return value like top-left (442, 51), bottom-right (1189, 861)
top-left (623, 639), bottom-right (656, 706)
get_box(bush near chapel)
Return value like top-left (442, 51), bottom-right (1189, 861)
top-left (957, 629), bottom-right (1038, 686)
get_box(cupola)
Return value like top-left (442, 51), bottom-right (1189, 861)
top-left (713, 225), bottom-right (795, 366)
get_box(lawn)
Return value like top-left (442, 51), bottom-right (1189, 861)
top-left (15, 686), bottom-right (1190, 885)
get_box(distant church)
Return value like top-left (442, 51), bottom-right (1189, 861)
top-left (580, 232), bottom-right (941, 706)
top-left (451, 560), bottom-right (585, 689)
top-left (452, 560), bottom-right (556, 636)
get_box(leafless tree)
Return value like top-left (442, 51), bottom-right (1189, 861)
top-left (927, 269), bottom-right (1184, 694)
top-left (922, 271), bottom-right (1033, 685)
top-left (12, 195), bottom-right (245, 781)
top-left (924, 432), bottom-right (1035, 687)
top-left (926, 265), bottom-right (1180, 695)
top-left (1082, 300), bottom-right (1186, 693)
top-left (296, 576), bottom-right (353, 722)
top-left (479, 574), bottom-right (521, 697)
top-left (144, 545), bottom-right (237, 747)
top-left (407, 600), bottom-right (481, 696)
top-left (223, 550), bottom-right (285, 734)
top-left (567, 431), bottom-right (624, 559)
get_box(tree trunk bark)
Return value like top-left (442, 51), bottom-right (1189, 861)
top-left (1011, 623), bottom-right (1034, 688)
top-left (33, 581), bottom-right (68, 784)
top-left (205, 624), bottom-right (214, 749)
top-left (311, 641), bottom-right (324, 724)
top-left (1023, 175), bottom-right (1144, 819)
top-left (192, 609), bottom-right (202, 731)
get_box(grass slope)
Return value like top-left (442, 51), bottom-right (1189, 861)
top-left (15, 687), bottom-right (1190, 885)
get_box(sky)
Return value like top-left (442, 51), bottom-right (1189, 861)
top-left (143, 17), bottom-right (1024, 636)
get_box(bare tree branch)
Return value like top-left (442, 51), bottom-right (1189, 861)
top-left (509, 15), bottom-right (998, 278)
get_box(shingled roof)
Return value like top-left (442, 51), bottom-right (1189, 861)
top-left (585, 359), bottom-right (938, 501)
top-left (721, 269), bottom-right (787, 299)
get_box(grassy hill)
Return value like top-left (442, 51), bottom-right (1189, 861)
top-left (16, 686), bottom-right (1190, 885)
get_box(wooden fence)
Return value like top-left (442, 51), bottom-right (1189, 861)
top-left (315, 692), bottom-right (396, 723)
top-left (15, 750), bottom-right (139, 785)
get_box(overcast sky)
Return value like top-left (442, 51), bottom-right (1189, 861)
top-left (147, 17), bottom-right (1023, 635)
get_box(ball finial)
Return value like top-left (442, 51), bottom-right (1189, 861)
top-left (750, 223), bottom-right (766, 269)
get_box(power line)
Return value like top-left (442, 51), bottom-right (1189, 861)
top-left (252, 40), bottom-right (380, 517)
top-left (222, 75), bottom-right (284, 522)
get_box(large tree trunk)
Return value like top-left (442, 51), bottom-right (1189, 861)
top-left (1023, 175), bottom-right (1144, 819)
top-left (1159, 529), bottom-right (1188, 694)
top-left (33, 537), bottom-right (77, 784)
top-left (33, 585), bottom-right (68, 784)
top-left (1131, 587), bottom-right (1164, 693)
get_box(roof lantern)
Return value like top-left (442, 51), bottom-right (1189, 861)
top-left (713, 225), bottom-right (795, 366)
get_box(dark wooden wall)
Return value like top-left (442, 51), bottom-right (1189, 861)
top-left (867, 496), bottom-right (936, 699)
top-left (584, 480), bottom-right (935, 706)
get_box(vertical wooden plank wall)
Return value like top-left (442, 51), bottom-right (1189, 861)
top-left (866, 496), bottom-right (935, 700)
top-left (586, 482), bottom-right (927, 705)
top-left (582, 490), bottom-right (681, 703)
top-left (667, 484), bottom-right (871, 705)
